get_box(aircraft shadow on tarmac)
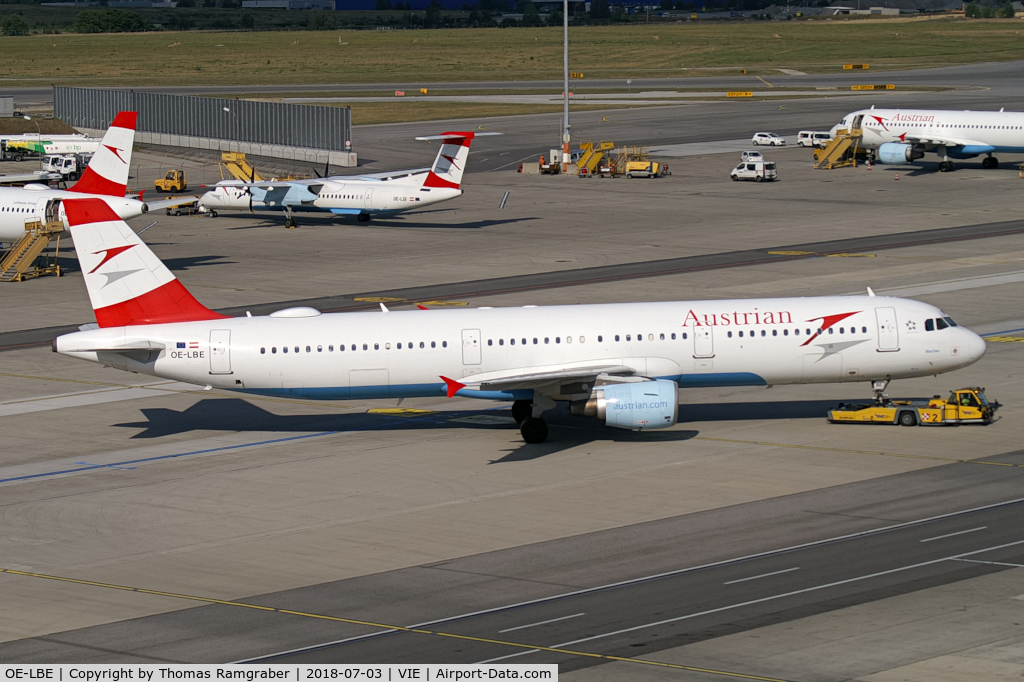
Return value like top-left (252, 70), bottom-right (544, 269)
top-left (679, 399), bottom-right (839, 422)
top-left (223, 215), bottom-right (539, 231)
top-left (162, 254), bottom-right (236, 271)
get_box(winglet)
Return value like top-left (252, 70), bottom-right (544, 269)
top-left (866, 287), bottom-right (876, 297)
top-left (441, 376), bottom-right (466, 398)
top-left (417, 304), bottom-right (430, 310)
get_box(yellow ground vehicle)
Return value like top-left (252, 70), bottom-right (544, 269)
top-left (155, 170), bottom-right (187, 193)
top-left (625, 160), bottom-right (669, 178)
top-left (827, 387), bottom-right (999, 427)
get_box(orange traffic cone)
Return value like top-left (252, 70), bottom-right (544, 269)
top-left (866, 159), bottom-right (872, 170)
top-left (894, 173), bottom-right (899, 181)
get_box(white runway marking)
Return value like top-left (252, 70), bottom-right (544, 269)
top-left (920, 526), bottom-right (987, 543)
top-left (724, 566), bottom-right (800, 585)
top-left (498, 613), bottom-right (586, 633)
top-left (0, 381), bottom-right (204, 418)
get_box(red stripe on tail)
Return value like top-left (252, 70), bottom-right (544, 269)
top-left (68, 111), bottom-right (137, 197)
top-left (423, 171), bottom-right (460, 189)
top-left (94, 279), bottom-right (227, 328)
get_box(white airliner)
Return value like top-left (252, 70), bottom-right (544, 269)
top-left (832, 106), bottom-right (1024, 172)
top-left (0, 112), bottom-right (186, 244)
top-left (54, 198), bottom-right (987, 444)
top-left (196, 131), bottom-right (498, 228)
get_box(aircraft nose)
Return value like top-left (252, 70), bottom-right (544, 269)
top-left (963, 328), bottom-right (987, 364)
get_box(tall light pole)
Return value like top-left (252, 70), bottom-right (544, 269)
top-left (561, 0), bottom-right (570, 173)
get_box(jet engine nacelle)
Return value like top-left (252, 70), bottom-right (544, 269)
top-left (877, 143), bottom-right (924, 164)
top-left (570, 379), bottom-right (679, 431)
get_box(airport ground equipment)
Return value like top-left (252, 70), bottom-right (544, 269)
top-left (576, 140), bottom-right (615, 177)
top-left (220, 152), bottom-right (263, 182)
top-left (625, 160), bottom-right (669, 178)
top-left (165, 198), bottom-right (200, 216)
top-left (42, 153), bottom-right (94, 181)
top-left (814, 128), bottom-right (863, 169)
top-left (538, 153), bottom-right (560, 175)
top-left (828, 387), bottom-right (998, 426)
top-left (155, 170), bottom-right (187, 193)
top-left (0, 219), bottom-right (64, 282)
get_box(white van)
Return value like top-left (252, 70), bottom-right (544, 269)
top-left (797, 131), bottom-right (832, 148)
top-left (730, 161), bottom-right (777, 182)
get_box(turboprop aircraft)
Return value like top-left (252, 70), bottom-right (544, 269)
top-left (196, 131), bottom-right (499, 228)
top-left (0, 112), bottom-right (191, 244)
top-left (54, 198), bottom-right (987, 444)
top-left (832, 106), bottom-right (1024, 172)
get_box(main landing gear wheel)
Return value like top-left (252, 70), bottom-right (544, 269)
top-left (982, 156), bottom-right (999, 169)
top-left (208, 210), bottom-right (218, 218)
top-left (511, 400), bottom-right (532, 424)
top-left (284, 217), bottom-right (297, 229)
top-left (520, 417), bottom-right (549, 444)
top-left (357, 214), bottom-right (372, 223)
top-left (938, 161), bottom-right (955, 172)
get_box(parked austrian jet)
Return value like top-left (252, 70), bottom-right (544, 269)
top-left (832, 106), bottom-right (1024, 172)
top-left (0, 111), bottom-right (187, 243)
top-left (196, 131), bottom-right (499, 228)
top-left (56, 200), bottom-right (989, 443)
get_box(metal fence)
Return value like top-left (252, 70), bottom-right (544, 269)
top-left (54, 86), bottom-right (352, 151)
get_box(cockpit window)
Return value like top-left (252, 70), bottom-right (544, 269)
top-left (925, 319), bottom-right (935, 332)
top-left (943, 316), bottom-right (957, 327)
top-left (935, 317), bottom-right (949, 330)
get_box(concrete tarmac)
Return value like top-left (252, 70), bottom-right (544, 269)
top-left (4, 64), bottom-right (1024, 679)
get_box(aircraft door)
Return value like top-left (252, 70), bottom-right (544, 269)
top-left (364, 188), bottom-right (374, 210)
top-left (875, 307), bottom-right (900, 352)
top-left (852, 114), bottom-right (864, 130)
top-left (209, 330), bottom-right (232, 374)
top-left (692, 324), bottom-right (714, 358)
top-left (462, 329), bottom-right (481, 365)
top-left (44, 199), bottom-right (62, 224)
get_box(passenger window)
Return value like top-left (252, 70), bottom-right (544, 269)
top-left (636, 334), bottom-right (641, 342)
top-left (827, 328), bottom-right (833, 335)
top-left (925, 319), bottom-right (935, 332)
top-left (614, 335), bottom-right (620, 342)
top-left (626, 334), bottom-right (631, 341)
top-left (329, 345), bottom-right (334, 351)
top-left (648, 333), bottom-right (654, 341)
top-left (488, 339), bottom-right (493, 346)
top-left (783, 329), bottom-right (788, 336)
top-left (660, 333), bottom-right (665, 340)
top-left (579, 336), bottom-right (584, 343)
top-left (522, 338), bottom-right (527, 345)
top-left (260, 347), bottom-right (266, 354)
top-left (420, 342), bottom-right (425, 348)
top-left (499, 339), bottom-right (504, 346)
top-left (728, 331), bottom-right (733, 338)
top-left (671, 333), bottom-right (676, 340)
top-left (432, 341), bottom-right (437, 348)
top-left (772, 330), bottom-right (777, 336)
top-left (533, 338), bottom-right (538, 344)
top-left (566, 336), bottom-right (572, 344)
top-left (598, 335), bottom-right (603, 342)
top-left (739, 331), bottom-right (744, 337)
top-left (839, 328), bottom-right (844, 334)
top-left (544, 337), bottom-right (550, 344)
top-left (682, 333), bottom-right (687, 339)
top-left (374, 343), bottom-right (379, 350)
top-left (555, 337), bottom-right (560, 344)
top-left (794, 329), bottom-right (800, 336)
top-left (272, 347), bottom-right (277, 353)
top-left (306, 346), bottom-right (311, 353)
top-left (351, 344), bottom-right (356, 351)
top-left (510, 338), bottom-right (516, 345)
top-left (936, 318), bottom-right (949, 330)
top-left (761, 330), bottom-right (766, 337)
top-left (294, 346), bottom-right (299, 353)
top-left (385, 343), bottom-right (391, 349)
top-left (363, 344), bottom-right (368, 350)
top-left (283, 347), bottom-right (288, 353)
top-left (397, 343), bottom-right (402, 349)
top-left (443, 341), bottom-right (447, 348)
top-left (317, 345), bottom-right (322, 352)
top-left (862, 326), bottom-right (867, 333)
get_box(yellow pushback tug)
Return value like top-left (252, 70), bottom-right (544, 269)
top-left (828, 387), bottom-right (999, 427)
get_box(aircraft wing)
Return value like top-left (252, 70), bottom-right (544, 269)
top-left (145, 196), bottom-right (199, 211)
top-left (347, 168), bottom-right (430, 182)
top-left (442, 362), bottom-right (639, 396)
top-left (904, 134), bottom-right (994, 153)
